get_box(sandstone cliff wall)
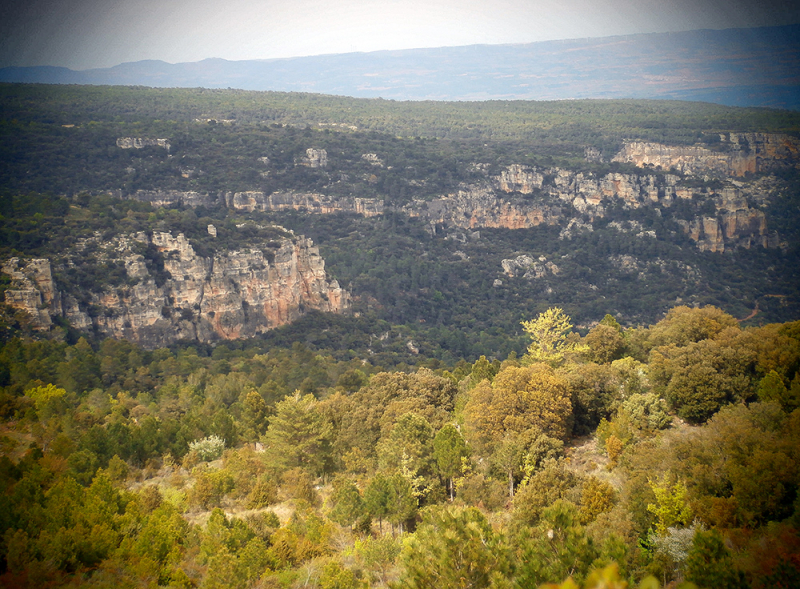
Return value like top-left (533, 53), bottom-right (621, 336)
top-left (611, 133), bottom-right (800, 178)
top-left (120, 141), bottom-right (794, 254)
top-left (116, 137), bottom-right (171, 151)
top-left (1, 258), bottom-right (60, 330)
top-left (2, 233), bottom-right (349, 349)
top-left (225, 191), bottom-right (384, 217)
top-left (402, 164), bottom-right (774, 252)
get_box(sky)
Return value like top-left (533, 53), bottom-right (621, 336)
top-left (1, 0), bottom-right (799, 70)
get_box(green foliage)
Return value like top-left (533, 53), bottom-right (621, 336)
top-left (352, 534), bottom-right (402, 586)
top-left (756, 370), bottom-right (800, 411)
top-left (650, 336), bottom-right (755, 423)
top-left (396, 506), bottom-right (510, 589)
top-left (433, 424), bottom-right (470, 500)
top-left (363, 473), bottom-right (392, 531)
top-left (620, 394), bottom-right (671, 432)
top-left (319, 560), bottom-right (362, 589)
top-left (513, 500), bottom-right (599, 587)
top-left (581, 477), bottom-right (617, 524)
top-left (246, 475), bottom-right (279, 509)
top-left (262, 391), bottom-right (333, 476)
top-left (514, 459), bottom-right (580, 526)
top-left (685, 530), bottom-right (749, 589)
top-left (328, 477), bottom-right (364, 528)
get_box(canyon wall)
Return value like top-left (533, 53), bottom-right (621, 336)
top-left (225, 191), bottom-right (384, 217)
top-left (402, 165), bottom-right (771, 252)
top-left (121, 132), bottom-right (797, 254)
top-left (2, 232), bottom-right (349, 349)
top-left (612, 133), bottom-right (800, 178)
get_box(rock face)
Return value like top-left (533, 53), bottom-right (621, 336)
top-left (404, 184), bottom-right (562, 231)
top-left (612, 133), bottom-right (800, 178)
top-left (501, 255), bottom-right (560, 279)
top-left (118, 133), bottom-right (796, 254)
top-left (116, 137), bottom-right (171, 151)
top-left (131, 190), bottom-right (220, 208)
top-left (1, 258), bottom-right (60, 330)
top-left (2, 232), bottom-right (349, 349)
top-left (301, 148), bottom-right (328, 168)
top-left (403, 163), bottom-right (780, 253)
top-left (226, 191), bottom-right (384, 217)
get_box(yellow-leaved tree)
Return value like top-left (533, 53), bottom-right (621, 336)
top-left (521, 307), bottom-right (588, 366)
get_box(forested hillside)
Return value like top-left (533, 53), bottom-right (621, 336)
top-left (1, 84), bottom-right (800, 355)
top-left (0, 306), bottom-right (798, 588)
top-left (0, 84), bottom-right (799, 588)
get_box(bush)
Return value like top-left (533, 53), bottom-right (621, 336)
top-left (189, 435), bottom-right (225, 461)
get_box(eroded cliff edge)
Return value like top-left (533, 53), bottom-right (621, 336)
top-left (1, 232), bottom-right (349, 348)
top-left (121, 133), bottom-right (798, 254)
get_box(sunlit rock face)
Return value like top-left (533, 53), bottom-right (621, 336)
top-left (116, 137), bottom-right (171, 151)
top-left (225, 191), bottom-right (384, 217)
top-left (120, 134), bottom-right (795, 254)
top-left (611, 133), bottom-right (800, 178)
top-left (1, 258), bottom-right (60, 330)
top-left (2, 232), bottom-right (349, 349)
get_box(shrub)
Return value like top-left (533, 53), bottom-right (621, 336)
top-left (189, 435), bottom-right (225, 461)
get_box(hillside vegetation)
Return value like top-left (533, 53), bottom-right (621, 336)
top-left (0, 306), bottom-right (798, 588)
top-left (0, 84), bottom-right (799, 588)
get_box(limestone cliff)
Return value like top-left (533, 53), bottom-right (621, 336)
top-left (403, 184), bottom-right (562, 231)
top-left (116, 137), bottom-right (171, 151)
top-left (2, 232), bottom-right (349, 349)
top-left (403, 164), bottom-right (779, 253)
top-left (1, 258), bottom-right (60, 330)
top-left (225, 191), bottom-right (384, 217)
top-left (120, 156), bottom-right (789, 254)
top-left (612, 133), bottom-right (800, 178)
top-left (131, 190), bottom-right (220, 208)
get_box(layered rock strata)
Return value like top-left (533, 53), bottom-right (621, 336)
top-left (120, 133), bottom-right (796, 254)
top-left (2, 232), bottom-right (349, 348)
top-left (612, 133), bottom-right (800, 178)
top-left (403, 165), bottom-right (774, 253)
top-left (225, 191), bottom-right (383, 217)
top-left (1, 258), bottom-right (60, 330)
top-left (116, 137), bottom-right (171, 151)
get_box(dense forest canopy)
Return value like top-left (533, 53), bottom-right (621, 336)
top-left (0, 306), bottom-right (798, 588)
top-left (0, 83), bottom-right (799, 588)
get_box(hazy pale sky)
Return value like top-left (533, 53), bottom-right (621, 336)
top-left (1, 0), bottom-right (799, 69)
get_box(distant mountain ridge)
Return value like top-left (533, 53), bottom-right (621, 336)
top-left (2, 25), bottom-right (799, 109)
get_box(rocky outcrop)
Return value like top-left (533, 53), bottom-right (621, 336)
top-left (1, 258), bottom-right (60, 330)
top-left (673, 184), bottom-right (777, 252)
top-left (404, 163), bottom-right (784, 253)
top-left (226, 191), bottom-right (383, 217)
top-left (300, 148), bottom-right (328, 168)
top-left (132, 190), bottom-right (220, 208)
top-left (612, 133), bottom-right (800, 178)
top-left (116, 137), bottom-right (171, 151)
top-left (501, 255), bottom-right (560, 279)
top-left (402, 167), bottom-right (677, 230)
top-left (120, 154), bottom-right (789, 254)
top-left (494, 165), bottom-right (545, 194)
top-left (676, 209), bottom-right (772, 253)
top-left (403, 184), bottom-right (562, 231)
top-left (2, 232), bottom-right (349, 348)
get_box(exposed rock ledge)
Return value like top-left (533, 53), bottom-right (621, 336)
top-left (225, 191), bottom-right (383, 217)
top-left (121, 156), bottom-right (788, 254)
top-left (2, 233), bottom-right (349, 349)
top-left (612, 133), bottom-right (800, 178)
top-left (116, 137), bottom-right (171, 151)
